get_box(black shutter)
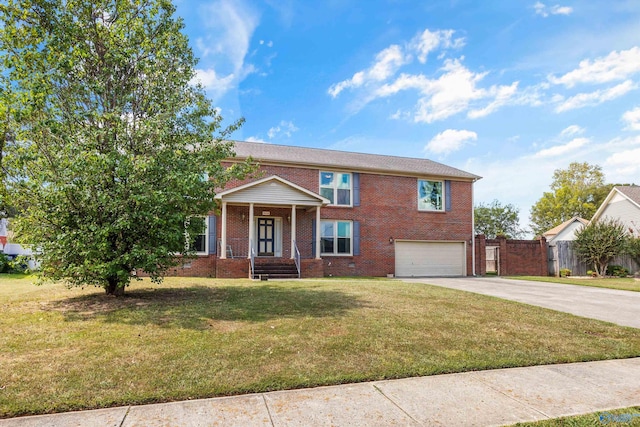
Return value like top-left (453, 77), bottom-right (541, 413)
top-left (445, 180), bottom-right (451, 212)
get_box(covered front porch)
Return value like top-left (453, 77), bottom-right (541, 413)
top-left (214, 176), bottom-right (329, 278)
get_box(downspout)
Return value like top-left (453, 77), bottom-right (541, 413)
top-left (471, 178), bottom-right (477, 276)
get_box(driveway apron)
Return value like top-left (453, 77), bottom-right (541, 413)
top-left (400, 277), bottom-right (640, 329)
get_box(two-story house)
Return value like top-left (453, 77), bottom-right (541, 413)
top-left (174, 141), bottom-right (481, 279)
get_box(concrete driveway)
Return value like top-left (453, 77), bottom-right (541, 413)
top-left (400, 277), bottom-right (640, 329)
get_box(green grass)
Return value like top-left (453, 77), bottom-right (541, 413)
top-left (509, 407), bottom-right (640, 426)
top-left (512, 276), bottom-right (640, 292)
top-left (1, 276), bottom-right (640, 418)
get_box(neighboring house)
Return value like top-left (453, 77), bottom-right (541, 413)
top-left (590, 185), bottom-right (640, 236)
top-left (545, 186), bottom-right (640, 276)
top-left (543, 216), bottom-right (588, 276)
top-left (176, 141), bottom-right (481, 279)
top-left (542, 216), bottom-right (588, 244)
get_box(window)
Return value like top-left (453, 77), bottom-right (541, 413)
top-left (321, 220), bottom-right (352, 255)
top-left (185, 217), bottom-right (208, 254)
top-left (320, 171), bottom-right (352, 206)
top-left (418, 180), bottom-right (444, 211)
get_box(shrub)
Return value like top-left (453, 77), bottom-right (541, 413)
top-left (560, 268), bottom-right (572, 277)
top-left (606, 265), bottom-right (629, 278)
top-left (0, 253), bottom-right (11, 273)
top-left (9, 255), bottom-right (30, 273)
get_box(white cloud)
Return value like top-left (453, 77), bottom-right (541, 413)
top-left (328, 45), bottom-right (407, 98)
top-left (532, 137), bottom-right (590, 158)
top-left (605, 147), bottom-right (640, 176)
top-left (190, 0), bottom-right (259, 101)
top-left (425, 129), bottom-right (478, 155)
top-left (559, 125), bottom-right (585, 138)
top-left (548, 47), bottom-right (640, 88)
top-left (328, 27), bottom-right (466, 99)
top-left (191, 69), bottom-right (235, 97)
top-left (267, 120), bottom-right (299, 139)
top-left (468, 82), bottom-right (519, 119)
top-left (409, 29), bottom-right (465, 64)
top-left (534, 2), bottom-right (573, 17)
top-left (554, 80), bottom-right (638, 112)
top-left (622, 107), bottom-right (640, 131)
top-left (246, 136), bottom-right (268, 143)
top-left (328, 29), bottom-right (517, 121)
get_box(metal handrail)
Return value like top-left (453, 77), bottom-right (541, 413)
top-left (250, 239), bottom-right (256, 279)
top-left (293, 240), bottom-right (301, 278)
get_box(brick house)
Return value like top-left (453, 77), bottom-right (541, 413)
top-left (175, 141), bottom-right (481, 279)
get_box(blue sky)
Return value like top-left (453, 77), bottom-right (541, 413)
top-left (175, 0), bottom-right (640, 233)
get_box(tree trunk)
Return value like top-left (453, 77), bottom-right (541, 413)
top-left (105, 277), bottom-right (125, 296)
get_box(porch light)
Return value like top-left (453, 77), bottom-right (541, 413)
top-left (389, 237), bottom-right (394, 244)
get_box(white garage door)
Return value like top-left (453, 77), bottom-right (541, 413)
top-left (395, 241), bottom-right (466, 277)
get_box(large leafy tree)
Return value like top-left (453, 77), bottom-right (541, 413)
top-left (1, 0), bottom-right (249, 295)
top-left (529, 162), bottom-right (609, 237)
top-left (573, 219), bottom-right (628, 277)
top-left (474, 200), bottom-right (524, 239)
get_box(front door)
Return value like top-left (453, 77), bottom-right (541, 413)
top-left (257, 218), bottom-right (275, 256)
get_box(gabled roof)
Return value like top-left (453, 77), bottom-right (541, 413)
top-left (616, 185), bottom-right (640, 207)
top-left (229, 141), bottom-right (481, 181)
top-left (542, 216), bottom-right (588, 239)
top-left (591, 185), bottom-right (640, 223)
top-left (215, 175), bottom-right (330, 206)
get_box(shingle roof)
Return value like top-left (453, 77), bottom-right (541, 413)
top-left (542, 216), bottom-right (588, 238)
top-left (230, 141), bottom-right (481, 181)
top-left (616, 185), bottom-right (640, 206)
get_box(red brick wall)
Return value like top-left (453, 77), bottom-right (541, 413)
top-left (216, 258), bottom-right (250, 278)
top-left (213, 163), bottom-right (475, 278)
top-left (137, 255), bottom-right (216, 278)
top-left (301, 259), bottom-right (324, 278)
top-left (475, 235), bottom-right (547, 276)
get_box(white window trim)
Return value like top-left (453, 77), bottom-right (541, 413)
top-left (185, 216), bottom-right (209, 255)
top-left (319, 171), bottom-right (353, 207)
top-left (320, 219), bottom-right (353, 256)
top-left (417, 179), bottom-right (445, 212)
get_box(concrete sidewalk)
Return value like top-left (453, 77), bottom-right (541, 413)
top-left (2, 358), bottom-right (639, 426)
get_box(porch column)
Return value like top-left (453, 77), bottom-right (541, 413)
top-left (315, 206), bottom-right (321, 260)
top-left (248, 203), bottom-right (254, 259)
top-left (290, 205), bottom-right (297, 259)
top-left (220, 201), bottom-right (227, 259)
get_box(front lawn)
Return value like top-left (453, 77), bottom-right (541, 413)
top-left (509, 406), bottom-right (640, 426)
top-left (2, 276), bottom-right (640, 418)
top-left (513, 276), bottom-right (640, 292)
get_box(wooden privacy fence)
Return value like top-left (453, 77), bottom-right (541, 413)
top-left (549, 240), bottom-right (640, 276)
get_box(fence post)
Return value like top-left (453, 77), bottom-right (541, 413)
top-left (475, 234), bottom-right (486, 276)
top-left (497, 236), bottom-right (508, 276)
top-left (538, 236), bottom-right (548, 276)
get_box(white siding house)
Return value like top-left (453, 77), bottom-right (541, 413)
top-left (590, 185), bottom-right (640, 236)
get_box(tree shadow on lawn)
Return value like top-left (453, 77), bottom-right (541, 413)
top-left (44, 284), bottom-right (367, 330)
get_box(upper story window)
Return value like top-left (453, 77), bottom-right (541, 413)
top-left (418, 179), bottom-right (444, 211)
top-left (320, 171), bottom-right (352, 206)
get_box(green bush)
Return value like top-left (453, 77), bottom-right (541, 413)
top-left (0, 253), bottom-right (11, 273)
top-left (0, 254), bottom-right (31, 274)
top-left (606, 265), bottom-right (629, 277)
top-left (9, 255), bottom-right (30, 273)
top-left (560, 268), bottom-right (572, 277)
